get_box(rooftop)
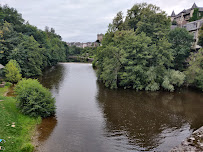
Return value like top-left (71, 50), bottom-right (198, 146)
top-left (171, 3), bottom-right (203, 18)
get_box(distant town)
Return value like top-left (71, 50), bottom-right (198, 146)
top-left (67, 3), bottom-right (203, 50)
top-left (67, 34), bottom-right (104, 48)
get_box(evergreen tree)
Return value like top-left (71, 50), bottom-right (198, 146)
top-left (5, 59), bottom-right (22, 84)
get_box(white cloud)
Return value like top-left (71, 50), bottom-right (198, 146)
top-left (0, 0), bottom-right (203, 42)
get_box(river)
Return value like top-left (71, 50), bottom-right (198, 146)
top-left (36, 63), bottom-right (203, 152)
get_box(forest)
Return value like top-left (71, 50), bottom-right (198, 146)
top-left (93, 3), bottom-right (203, 91)
top-left (0, 5), bottom-right (69, 77)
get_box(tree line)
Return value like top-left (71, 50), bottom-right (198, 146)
top-left (0, 5), bottom-right (69, 77)
top-left (93, 3), bottom-right (203, 91)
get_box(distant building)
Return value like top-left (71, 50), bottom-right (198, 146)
top-left (183, 19), bottom-right (203, 49)
top-left (170, 3), bottom-right (203, 27)
top-left (67, 42), bottom-right (97, 48)
top-left (97, 34), bottom-right (104, 43)
top-left (66, 42), bottom-right (83, 48)
top-left (170, 3), bottom-right (203, 49)
top-left (67, 33), bottom-right (104, 48)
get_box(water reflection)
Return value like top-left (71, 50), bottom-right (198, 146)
top-left (38, 64), bottom-right (65, 92)
top-left (37, 116), bottom-right (57, 142)
top-left (36, 63), bottom-right (203, 152)
top-left (96, 83), bottom-right (203, 151)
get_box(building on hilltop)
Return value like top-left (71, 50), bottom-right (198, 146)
top-left (97, 34), bottom-right (104, 43)
top-left (170, 3), bottom-right (203, 27)
top-left (183, 19), bottom-right (203, 49)
top-left (170, 3), bottom-right (203, 49)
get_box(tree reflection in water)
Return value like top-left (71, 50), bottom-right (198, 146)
top-left (37, 116), bottom-right (57, 142)
top-left (96, 83), bottom-right (203, 151)
top-left (38, 63), bottom-right (65, 93)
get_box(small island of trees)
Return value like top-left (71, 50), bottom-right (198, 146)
top-left (93, 3), bottom-right (203, 92)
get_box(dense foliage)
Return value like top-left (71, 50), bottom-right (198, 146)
top-left (4, 59), bottom-right (22, 83)
top-left (81, 47), bottom-right (97, 58)
top-left (0, 5), bottom-right (69, 77)
top-left (185, 49), bottom-right (203, 91)
top-left (189, 8), bottom-right (203, 22)
top-left (94, 3), bottom-right (194, 91)
top-left (168, 28), bottom-right (193, 71)
top-left (199, 25), bottom-right (203, 47)
top-left (69, 46), bottom-right (83, 55)
top-left (15, 79), bottom-right (56, 117)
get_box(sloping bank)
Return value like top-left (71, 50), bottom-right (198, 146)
top-left (170, 126), bottom-right (203, 151)
top-left (0, 85), bottom-right (41, 152)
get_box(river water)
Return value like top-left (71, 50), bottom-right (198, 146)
top-left (36, 63), bottom-right (203, 152)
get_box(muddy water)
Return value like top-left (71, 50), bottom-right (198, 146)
top-left (36, 63), bottom-right (203, 152)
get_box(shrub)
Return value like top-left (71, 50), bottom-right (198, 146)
top-left (194, 72), bottom-right (203, 91)
top-left (4, 60), bottom-right (22, 84)
top-left (5, 82), bottom-right (12, 87)
top-left (185, 49), bottom-right (203, 91)
top-left (162, 70), bottom-right (185, 92)
top-left (15, 79), bottom-right (56, 117)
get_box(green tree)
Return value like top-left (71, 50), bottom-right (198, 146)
top-left (5, 59), bottom-right (22, 83)
top-left (9, 35), bottom-right (43, 77)
top-left (185, 49), bottom-right (203, 91)
top-left (189, 8), bottom-right (203, 22)
top-left (95, 2), bottom-right (187, 92)
top-left (198, 25), bottom-right (203, 47)
top-left (95, 29), bottom-right (185, 91)
top-left (124, 3), bottom-right (171, 41)
top-left (112, 11), bottom-right (124, 31)
top-left (0, 22), bottom-right (20, 65)
top-left (15, 79), bottom-right (56, 117)
top-left (0, 5), bottom-right (69, 78)
top-left (97, 45), bottom-right (126, 88)
top-left (69, 45), bottom-right (83, 55)
top-left (168, 28), bottom-right (193, 71)
top-left (0, 5), bottom-right (24, 26)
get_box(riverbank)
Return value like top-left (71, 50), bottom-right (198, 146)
top-left (0, 86), bottom-right (41, 152)
top-left (170, 126), bottom-right (203, 152)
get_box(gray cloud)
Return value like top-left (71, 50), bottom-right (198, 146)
top-left (0, 0), bottom-right (203, 42)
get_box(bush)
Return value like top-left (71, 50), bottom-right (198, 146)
top-left (185, 49), bottom-right (203, 91)
top-left (15, 79), bottom-right (56, 117)
top-left (4, 60), bottom-right (22, 84)
top-left (194, 72), bottom-right (203, 91)
top-left (162, 70), bottom-right (185, 92)
top-left (21, 143), bottom-right (34, 152)
top-left (5, 82), bottom-right (12, 87)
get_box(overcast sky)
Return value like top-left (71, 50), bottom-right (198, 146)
top-left (0, 0), bottom-right (203, 42)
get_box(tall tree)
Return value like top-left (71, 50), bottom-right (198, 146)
top-left (9, 35), bottom-right (43, 77)
top-left (125, 3), bottom-right (171, 38)
top-left (185, 49), bottom-right (203, 91)
top-left (168, 28), bottom-right (193, 71)
top-left (0, 22), bottom-right (20, 65)
top-left (112, 11), bottom-right (124, 31)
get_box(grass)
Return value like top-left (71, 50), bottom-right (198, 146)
top-left (0, 86), bottom-right (41, 152)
